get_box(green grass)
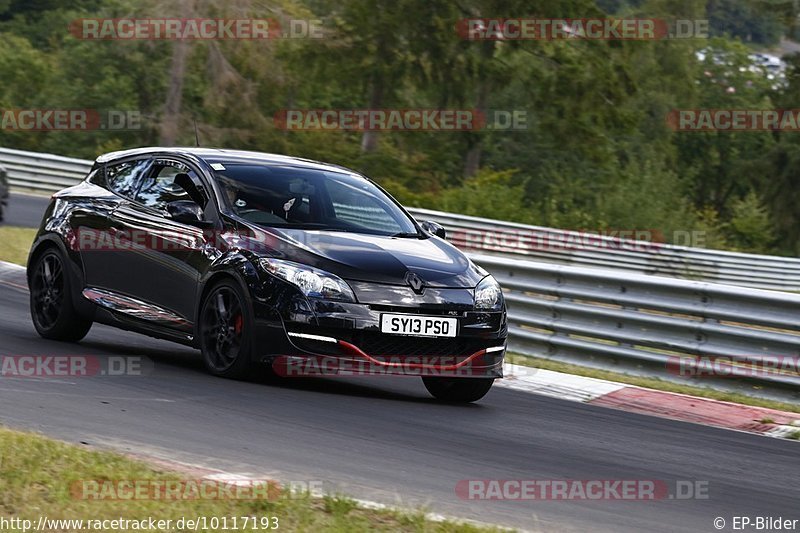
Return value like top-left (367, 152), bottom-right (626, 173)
top-left (0, 226), bottom-right (36, 266)
top-left (507, 353), bottom-right (800, 414)
top-left (0, 427), bottom-right (502, 532)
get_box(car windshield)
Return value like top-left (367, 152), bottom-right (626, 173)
top-left (213, 163), bottom-right (419, 236)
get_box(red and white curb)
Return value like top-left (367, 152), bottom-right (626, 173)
top-left (499, 364), bottom-right (627, 402)
top-left (500, 363), bottom-right (800, 441)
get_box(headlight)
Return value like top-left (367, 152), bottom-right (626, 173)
top-left (259, 258), bottom-right (356, 302)
top-left (474, 275), bottom-right (503, 310)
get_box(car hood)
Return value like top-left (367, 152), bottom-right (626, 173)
top-left (234, 224), bottom-right (486, 288)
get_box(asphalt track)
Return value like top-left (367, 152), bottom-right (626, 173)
top-left (0, 263), bottom-right (798, 532)
top-left (1, 192), bottom-right (48, 228)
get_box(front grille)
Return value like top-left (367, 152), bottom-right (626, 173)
top-left (368, 304), bottom-right (465, 316)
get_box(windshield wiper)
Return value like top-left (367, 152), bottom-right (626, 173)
top-left (390, 231), bottom-right (421, 238)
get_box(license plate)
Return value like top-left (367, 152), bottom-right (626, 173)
top-left (380, 314), bottom-right (458, 338)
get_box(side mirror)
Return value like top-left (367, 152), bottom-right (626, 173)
top-left (166, 200), bottom-right (213, 228)
top-left (420, 220), bottom-right (446, 239)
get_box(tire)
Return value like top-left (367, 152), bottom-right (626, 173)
top-left (422, 377), bottom-right (495, 403)
top-left (0, 202), bottom-right (5, 223)
top-left (29, 248), bottom-right (92, 342)
top-left (198, 279), bottom-right (254, 379)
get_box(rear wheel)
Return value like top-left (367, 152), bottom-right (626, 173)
top-left (199, 280), bottom-right (253, 379)
top-left (422, 377), bottom-right (494, 403)
top-left (29, 249), bottom-right (92, 341)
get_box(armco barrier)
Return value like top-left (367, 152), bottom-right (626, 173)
top-left (0, 147), bottom-right (93, 193)
top-left (410, 208), bottom-right (800, 292)
top-left (470, 254), bottom-right (800, 395)
top-left (4, 146), bottom-right (799, 290)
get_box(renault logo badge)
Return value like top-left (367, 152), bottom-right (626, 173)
top-left (405, 271), bottom-right (425, 294)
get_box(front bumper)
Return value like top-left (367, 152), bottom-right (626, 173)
top-left (251, 278), bottom-right (507, 378)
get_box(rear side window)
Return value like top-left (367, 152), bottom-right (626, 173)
top-left (105, 159), bottom-right (150, 198)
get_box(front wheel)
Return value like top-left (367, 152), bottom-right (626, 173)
top-left (29, 248), bottom-right (92, 341)
top-left (422, 377), bottom-right (494, 403)
top-left (199, 280), bottom-right (254, 379)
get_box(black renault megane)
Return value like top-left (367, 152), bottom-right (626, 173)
top-left (27, 148), bottom-right (507, 402)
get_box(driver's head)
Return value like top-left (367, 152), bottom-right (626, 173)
top-left (217, 178), bottom-right (240, 209)
top-left (225, 186), bottom-right (237, 205)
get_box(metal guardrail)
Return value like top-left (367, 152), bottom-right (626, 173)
top-left (407, 208), bottom-right (800, 292)
top-left (471, 254), bottom-right (800, 397)
top-left (4, 145), bottom-right (800, 291)
top-left (0, 147), bottom-right (93, 193)
top-left (2, 146), bottom-right (798, 397)
top-left (6, 145), bottom-right (799, 291)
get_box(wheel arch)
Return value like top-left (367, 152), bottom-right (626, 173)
top-left (194, 257), bottom-right (259, 339)
top-left (27, 233), bottom-right (96, 323)
top-left (27, 234), bottom-right (90, 317)
top-left (27, 235), bottom-right (66, 282)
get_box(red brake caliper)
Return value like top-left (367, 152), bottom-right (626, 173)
top-left (234, 314), bottom-right (243, 335)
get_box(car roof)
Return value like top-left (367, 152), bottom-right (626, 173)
top-left (95, 147), bottom-right (355, 174)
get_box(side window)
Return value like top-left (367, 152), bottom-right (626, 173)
top-left (134, 162), bottom-right (197, 211)
top-left (105, 159), bottom-right (150, 198)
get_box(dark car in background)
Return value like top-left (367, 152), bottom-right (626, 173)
top-left (0, 164), bottom-right (9, 222)
top-left (27, 148), bottom-right (507, 402)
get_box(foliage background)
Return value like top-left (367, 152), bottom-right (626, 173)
top-left (1, 0), bottom-right (798, 255)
